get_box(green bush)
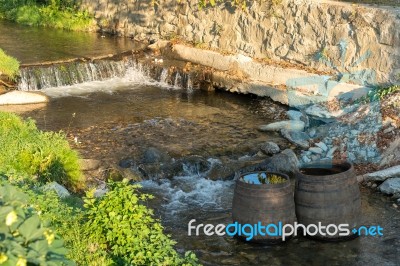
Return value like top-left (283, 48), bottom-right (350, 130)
top-left (84, 181), bottom-right (199, 266)
top-left (0, 112), bottom-right (82, 191)
top-left (0, 0), bottom-right (95, 31)
top-left (0, 49), bottom-right (20, 80)
top-left (0, 184), bottom-right (74, 266)
top-left (25, 186), bottom-right (112, 265)
top-left (0, 178), bottom-right (199, 265)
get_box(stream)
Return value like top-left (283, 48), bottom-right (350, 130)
top-left (20, 67), bottom-right (400, 266)
top-left (2, 20), bottom-right (399, 266)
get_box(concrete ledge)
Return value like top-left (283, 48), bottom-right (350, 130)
top-left (161, 43), bottom-right (372, 106)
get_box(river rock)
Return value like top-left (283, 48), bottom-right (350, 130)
top-left (315, 142), bottom-right (328, 152)
top-left (142, 147), bottom-right (171, 164)
top-left (259, 141), bottom-right (280, 155)
top-left (280, 129), bottom-right (310, 149)
top-left (235, 149), bottom-right (298, 177)
top-left (379, 138), bottom-right (400, 167)
top-left (79, 159), bottom-right (101, 171)
top-left (287, 110), bottom-right (309, 127)
top-left (94, 188), bottom-right (108, 198)
top-left (304, 104), bottom-right (348, 123)
top-left (287, 110), bottom-right (303, 121)
top-left (326, 146), bottom-right (338, 158)
top-left (0, 91), bottom-right (49, 105)
top-left (42, 182), bottom-right (70, 198)
top-left (267, 149), bottom-right (299, 176)
top-left (106, 166), bottom-right (142, 182)
top-left (362, 165), bottom-right (400, 182)
top-left (258, 120), bottom-right (305, 132)
top-left (119, 158), bottom-right (135, 168)
top-left (379, 178), bottom-right (400, 195)
top-left (309, 147), bottom-right (324, 155)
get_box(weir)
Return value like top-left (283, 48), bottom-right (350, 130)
top-left (18, 56), bottom-right (195, 91)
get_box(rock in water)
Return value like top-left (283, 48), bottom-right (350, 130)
top-left (379, 178), bottom-right (400, 195)
top-left (280, 129), bottom-right (310, 149)
top-left (42, 182), bottom-right (70, 198)
top-left (142, 147), bottom-right (171, 164)
top-left (260, 141), bottom-right (280, 155)
top-left (268, 149), bottom-right (299, 176)
top-left (79, 159), bottom-right (101, 171)
top-left (0, 91), bottom-right (49, 105)
top-left (258, 120), bottom-right (305, 132)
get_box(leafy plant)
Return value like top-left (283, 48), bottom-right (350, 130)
top-left (0, 184), bottom-right (74, 266)
top-left (0, 0), bottom-right (95, 31)
top-left (83, 180), bottom-right (199, 265)
top-left (0, 112), bottom-right (82, 191)
top-left (0, 49), bottom-right (20, 80)
top-left (25, 185), bottom-right (112, 266)
top-left (356, 85), bottom-right (400, 104)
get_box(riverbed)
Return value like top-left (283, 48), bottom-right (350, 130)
top-left (3, 19), bottom-right (400, 266)
top-left (21, 76), bottom-right (400, 266)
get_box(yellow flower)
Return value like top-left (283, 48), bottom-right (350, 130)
top-left (0, 253), bottom-right (8, 263)
top-left (5, 211), bottom-right (17, 226)
top-left (16, 257), bottom-right (27, 266)
top-left (44, 230), bottom-right (55, 245)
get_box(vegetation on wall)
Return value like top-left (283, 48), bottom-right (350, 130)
top-left (0, 49), bottom-right (20, 81)
top-left (0, 0), bottom-right (95, 31)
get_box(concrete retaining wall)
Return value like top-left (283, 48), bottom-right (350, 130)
top-left (79, 0), bottom-right (400, 85)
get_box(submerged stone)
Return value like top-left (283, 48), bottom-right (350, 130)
top-left (259, 141), bottom-right (280, 155)
top-left (280, 129), bottom-right (310, 149)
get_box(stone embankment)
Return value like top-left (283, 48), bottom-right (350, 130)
top-left (80, 0), bottom-right (400, 85)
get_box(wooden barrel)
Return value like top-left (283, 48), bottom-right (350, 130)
top-left (232, 171), bottom-right (296, 244)
top-left (295, 161), bottom-right (361, 241)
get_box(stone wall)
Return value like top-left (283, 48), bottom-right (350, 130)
top-left (79, 0), bottom-right (400, 85)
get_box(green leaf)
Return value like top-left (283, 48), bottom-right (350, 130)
top-left (18, 215), bottom-right (41, 241)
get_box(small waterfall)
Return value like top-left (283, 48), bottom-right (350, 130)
top-left (159, 68), bottom-right (168, 84)
top-left (18, 58), bottom-right (137, 91)
top-left (174, 72), bottom-right (182, 88)
top-left (18, 56), bottom-right (200, 92)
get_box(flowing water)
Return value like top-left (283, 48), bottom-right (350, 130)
top-left (18, 64), bottom-right (400, 266)
top-left (2, 22), bottom-right (399, 266)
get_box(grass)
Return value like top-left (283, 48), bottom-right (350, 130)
top-left (0, 111), bottom-right (83, 191)
top-left (0, 48), bottom-right (20, 80)
top-left (0, 0), bottom-right (95, 31)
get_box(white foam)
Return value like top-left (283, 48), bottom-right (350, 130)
top-left (140, 175), bottom-right (234, 216)
top-left (42, 66), bottom-right (179, 98)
